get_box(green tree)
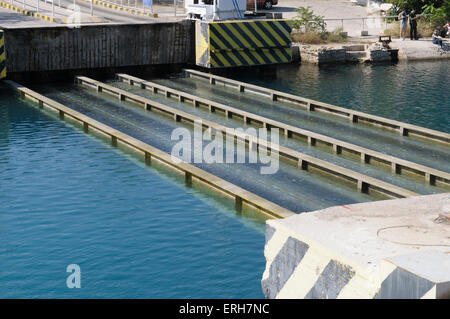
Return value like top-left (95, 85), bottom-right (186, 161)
top-left (422, 2), bottom-right (450, 27)
top-left (381, 0), bottom-right (445, 12)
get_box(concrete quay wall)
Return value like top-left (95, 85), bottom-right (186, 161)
top-left (3, 21), bottom-right (195, 75)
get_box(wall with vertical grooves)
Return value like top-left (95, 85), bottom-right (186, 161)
top-left (3, 21), bottom-right (195, 74)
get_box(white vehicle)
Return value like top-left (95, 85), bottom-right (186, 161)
top-left (185, 0), bottom-right (247, 21)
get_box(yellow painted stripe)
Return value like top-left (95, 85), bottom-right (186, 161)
top-left (212, 53), bottom-right (231, 67)
top-left (263, 21), bottom-right (289, 46)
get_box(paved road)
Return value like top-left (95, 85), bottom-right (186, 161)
top-left (0, 0), bottom-right (184, 28)
top-left (0, 7), bottom-right (57, 27)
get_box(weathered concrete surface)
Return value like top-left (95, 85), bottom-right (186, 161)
top-left (390, 38), bottom-right (450, 61)
top-left (262, 193), bottom-right (450, 299)
top-left (3, 21), bottom-right (194, 74)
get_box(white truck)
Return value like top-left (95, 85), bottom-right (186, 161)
top-left (185, 0), bottom-right (247, 20)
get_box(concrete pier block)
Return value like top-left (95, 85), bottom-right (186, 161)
top-left (425, 173), bottom-right (436, 185)
top-left (298, 159), bottom-right (308, 170)
top-left (392, 163), bottom-right (401, 174)
top-left (185, 172), bottom-right (192, 186)
top-left (333, 145), bottom-right (342, 155)
top-left (308, 137), bottom-right (316, 146)
top-left (235, 196), bottom-right (243, 212)
top-left (357, 180), bottom-right (369, 193)
top-left (285, 129), bottom-right (292, 138)
top-left (361, 153), bottom-right (370, 163)
top-left (262, 193), bottom-right (450, 299)
top-left (400, 127), bottom-right (409, 136)
top-left (238, 84), bottom-right (245, 92)
top-left (59, 110), bottom-right (64, 119)
top-left (38, 101), bottom-right (44, 109)
top-left (145, 152), bottom-right (151, 165)
top-left (83, 122), bottom-right (89, 133)
top-left (111, 136), bottom-right (118, 147)
top-left (349, 114), bottom-right (358, 123)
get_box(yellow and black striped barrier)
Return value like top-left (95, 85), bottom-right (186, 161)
top-left (87, 0), bottom-right (158, 17)
top-left (196, 19), bottom-right (293, 68)
top-left (0, 30), bottom-right (6, 80)
top-left (0, 1), bottom-right (56, 22)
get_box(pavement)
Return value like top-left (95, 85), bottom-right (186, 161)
top-left (269, 0), bottom-right (390, 37)
top-left (390, 38), bottom-right (450, 60)
top-left (0, 0), bottom-right (184, 27)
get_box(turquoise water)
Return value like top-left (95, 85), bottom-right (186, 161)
top-left (0, 87), bottom-right (266, 298)
top-left (1, 61), bottom-right (448, 299)
top-left (222, 61), bottom-right (450, 133)
top-left (108, 80), bottom-right (448, 195)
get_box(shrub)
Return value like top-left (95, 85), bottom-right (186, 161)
top-left (291, 28), bottom-right (348, 44)
top-left (292, 6), bottom-right (327, 34)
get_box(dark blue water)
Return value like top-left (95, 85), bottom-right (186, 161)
top-left (0, 87), bottom-right (266, 298)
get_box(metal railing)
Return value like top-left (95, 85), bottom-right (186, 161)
top-left (319, 14), bottom-right (432, 34)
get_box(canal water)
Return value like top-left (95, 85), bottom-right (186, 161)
top-left (1, 61), bottom-right (448, 298)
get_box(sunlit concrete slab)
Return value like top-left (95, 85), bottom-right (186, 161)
top-left (262, 193), bottom-right (450, 298)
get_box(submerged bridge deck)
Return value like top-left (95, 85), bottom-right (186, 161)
top-left (4, 70), bottom-right (449, 218)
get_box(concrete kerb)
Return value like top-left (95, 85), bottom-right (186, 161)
top-left (80, 0), bottom-right (158, 17)
top-left (115, 73), bottom-right (450, 188)
top-left (5, 79), bottom-right (294, 220)
top-left (77, 75), bottom-right (420, 199)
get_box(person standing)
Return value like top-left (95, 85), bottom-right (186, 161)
top-left (398, 9), bottom-right (408, 40)
top-left (409, 9), bottom-right (419, 40)
top-left (444, 21), bottom-right (450, 37)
